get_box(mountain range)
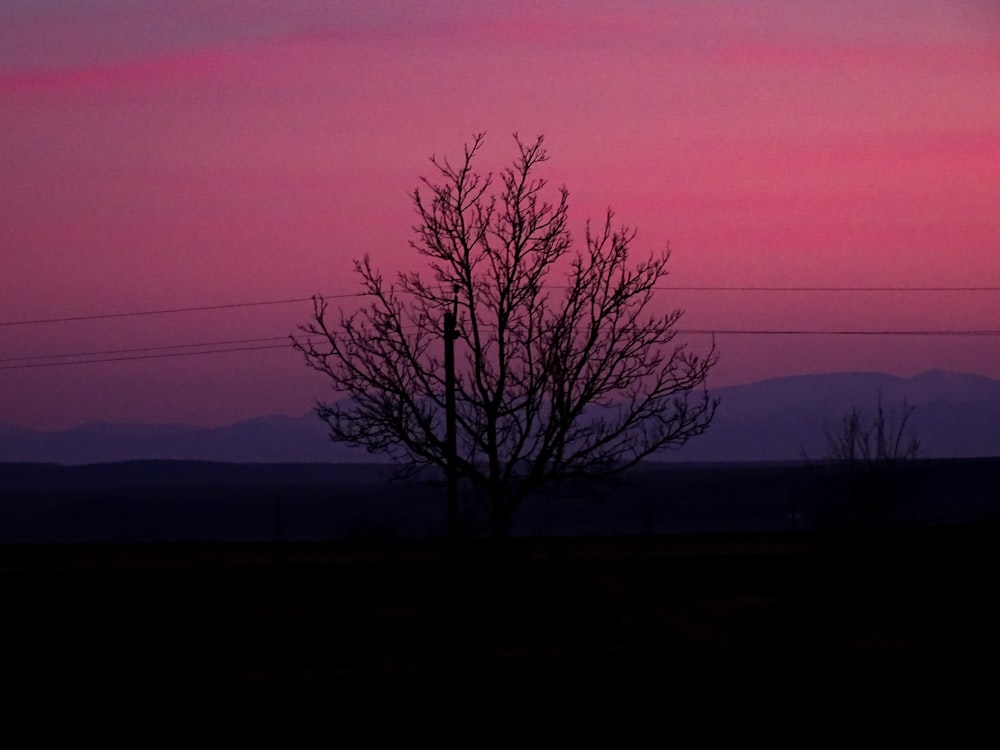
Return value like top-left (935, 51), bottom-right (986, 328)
top-left (2, 370), bottom-right (998, 465)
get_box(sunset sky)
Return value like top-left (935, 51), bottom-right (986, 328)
top-left (2, 1), bottom-right (999, 430)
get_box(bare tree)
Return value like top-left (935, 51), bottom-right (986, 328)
top-left (292, 133), bottom-right (718, 543)
top-left (819, 397), bottom-right (921, 531)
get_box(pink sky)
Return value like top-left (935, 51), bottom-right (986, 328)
top-left (2, 1), bottom-right (999, 430)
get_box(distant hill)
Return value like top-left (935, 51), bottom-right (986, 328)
top-left (673, 369), bottom-right (1000, 462)
top-left (2, 369), bottom-right (998, 464)
top-left (0, 413), bottom-right (366, 465)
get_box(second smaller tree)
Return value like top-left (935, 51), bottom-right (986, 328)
top-left (820, 397), bottom-right (920, 531)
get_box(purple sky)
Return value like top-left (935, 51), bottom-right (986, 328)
top-left (2, 1), bottom-right (999, 429)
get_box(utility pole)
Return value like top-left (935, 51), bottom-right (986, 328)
top-left (444, 288), bottom-right (459, 559)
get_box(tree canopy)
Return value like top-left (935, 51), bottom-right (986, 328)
top-left (293, 133), bottom-right (718, 539)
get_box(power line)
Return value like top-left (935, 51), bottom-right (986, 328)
top-left (2, 285), bottom-right (998, 327)
top-left (0, 336), bottom-right (294, 364)
top-left (678, 329), bottom-right (1000, 336)
top-left (657, 286), bottom-right (1000, 292)
top-left (0, 293), bottom-right (363, 328)
top-left (2, 328), bottom-right (998, 371)
top-left (0, 342), bottom-right (298, 370)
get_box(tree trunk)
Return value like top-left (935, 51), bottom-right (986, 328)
top-left (490, 489), bottom-right (510, 559)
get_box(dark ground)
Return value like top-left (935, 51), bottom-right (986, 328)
top-left (3, 460), bottom-right (999, 723)
top-left (3, 457), bottom-right (999, 542)
top-left (2, 529), bottom-right (998, 707)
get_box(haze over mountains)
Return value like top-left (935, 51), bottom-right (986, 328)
top-left (2, 370), bottom-right (998, 465)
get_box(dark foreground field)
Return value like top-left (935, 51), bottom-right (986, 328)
top-left (2, 529), bottom-right (999, 710)
top-left (3, 460), bottom-right (999, 722)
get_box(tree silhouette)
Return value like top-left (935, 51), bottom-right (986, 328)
top-left (293, 134), bottom-right (718, 543)
top-left (818, 397), bottom-right (921, 532)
